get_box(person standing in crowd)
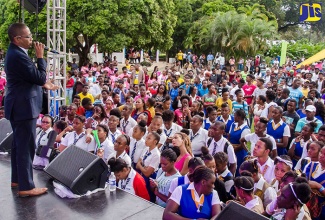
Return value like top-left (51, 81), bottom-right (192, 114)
top-left (288, 79), bottom-right (304, 109)
top-left (216, 103), bottom-right (234, 136)
top-left (189, 115), bottom-right (209, 157)
top-left (267, 107), bottom-right (290, 156)
top-left (5, 23), bottom-right (58, 197)
top-left (239, 160), bottom-right (277, 208)
top-left (295, 105), bottom-right (323, 136)
top-left (164, 166), bottom-right (221, 219)
top-left (233, 176), bottom-right (265, 214)
top-left (130, 64), bottom-right (144, 87)
top-left (228, 109), bottom-right (251, 176)
top-left (252, 138), bottom-right (275, 184)
top-left (150, 148), bottom-right (181, 207)
top-left (241, 117), bottom-right (277, 159)
top-left (206, 121), bottom-right (237, 175)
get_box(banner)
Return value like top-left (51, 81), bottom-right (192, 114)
top-left (280, 41), bottom-right (288, 66)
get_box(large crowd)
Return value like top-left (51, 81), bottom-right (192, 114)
top-left (1, 53), bottom-right (325, 220)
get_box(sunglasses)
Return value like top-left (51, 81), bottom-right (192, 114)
top-left (41, 121), bottom-right (51, 124)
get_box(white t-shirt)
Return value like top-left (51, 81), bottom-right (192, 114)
top-left (245, 133), bottom-right (277, 155)
top-left (260, 102), bottom-right (278, 118)
top-left (61, 131), bottom-right (96, 152)
top-left (189, 128), bottom-right (209, 155)
top-left (95, 138), bottom-right (114, 161)
top-left (140, 147), bottom-right (161, 171)
top-left (120, 117), bottom-right (137, 135)
top-left (129, 137), bottom-right (146, 164)
top-left (155, 168), bottom-right (181, 207)
top-left (206, 137), bottom-right (237, 164)
top-left (107, 151), bottom-right (132, 167)
top-left (169, 175), bottom-right (190, 194)
top-left (107, 129), bottom-right (123, 143)
top-left (33, 127), bottom-right (54, 167)
top-left (169, 182), bottom-right (221, 206)
top-left (257, 157), bottom-right (275, 184)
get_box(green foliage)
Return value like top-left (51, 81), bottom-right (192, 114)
top-left (0, 0), bottom-right (176, 65)
top-left (266, 40), bottom-right (325, 60)
top-left (186, 10), bottom-right (277, 58)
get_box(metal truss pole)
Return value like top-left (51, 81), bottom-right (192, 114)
top-left (47, 0), bottom-right (67, 117)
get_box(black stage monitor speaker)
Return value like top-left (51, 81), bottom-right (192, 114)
top-left (215, 201), bottom-right (269, 220)
top-left (0, 118), bottom-right (13, 153)
top-left (24, 0), bottom-right (47, 13)
top-left (44, 145), bottom-right (108, 195)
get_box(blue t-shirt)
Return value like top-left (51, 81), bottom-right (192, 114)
top-left (198, 88), bottom-right (209, 97)
top-left (288, 87), bottom-right (303, 108)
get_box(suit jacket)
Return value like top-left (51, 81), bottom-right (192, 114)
top-left (4, 43), bottom-right (47, 121)
top-left (130, 69), bottom-right (144, 87)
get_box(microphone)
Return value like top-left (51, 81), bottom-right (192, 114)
top-left (44, 46), bottom-right (60, 54)
top-left (33, 41), bottom-right (60, 54)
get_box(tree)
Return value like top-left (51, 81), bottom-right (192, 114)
top-left (0, 0), bottom-right (177, 66)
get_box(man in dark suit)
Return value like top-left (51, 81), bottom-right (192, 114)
top-left (5, 23), bottom-right (58, 197)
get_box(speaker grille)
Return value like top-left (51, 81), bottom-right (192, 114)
top-left (44, 145), bottom-right (99, 187)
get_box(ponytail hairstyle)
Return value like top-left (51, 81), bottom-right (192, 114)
top-left (107, 157), bottom-right (129, 173)
top-left (161, 148), bottom-right (180, 163)
top-left (149, 130), bottom-right (161, 146)
top-left (234, 176), bottom-right (255, 194)
top-left (239, 159), bottom-right (259, 176)
top-left (201, 146), bottom-right (214, 162)
top-left (188, 157), bottom-right (205, 170)
top-left (188, 165), bottom-right (215, 184)
top-left (304, 121), bottom-right (317, 133)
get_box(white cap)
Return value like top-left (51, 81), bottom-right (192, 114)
top-left (175, 72), bottom-right (180, 76)
top-left (306, 105), bottom-right (316, 112)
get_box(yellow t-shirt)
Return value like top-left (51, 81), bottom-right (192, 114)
top-left (125, 64), bottom-right (131, 70)
top-left (301, 88), bottom-right (309, 98)
top-left (177, 52), bottom-right (183, 61)
top-left (134, 71), bottom-right (139, 85)
top-left (177, 78), bottom-right (184, 85)
top-left (148, 106), bottom-right (155, 118)
top-left (78, 92), bottom-right (95, 104)
top-left (215, 98), bottom-right (232, 115)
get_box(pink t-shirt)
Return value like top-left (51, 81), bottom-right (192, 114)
top-left (0, 77), bottom-right (6, 91)
top-left (175, 153), bottom-right (191, 172)
top-left (242, 84), bottom-right (256, 105)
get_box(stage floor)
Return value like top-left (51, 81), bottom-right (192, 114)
top-left (0, 155), bottom-right (164, 220)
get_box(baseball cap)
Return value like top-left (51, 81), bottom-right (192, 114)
top-left (175, 72), bottom-right (181, 76)
top-left (306, 105), bottom-right (316, 112)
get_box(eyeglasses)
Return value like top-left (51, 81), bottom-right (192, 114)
top-left (16, 34), bottom-right (33, 39)
top-left (41, 121), bottom-right (51, 124)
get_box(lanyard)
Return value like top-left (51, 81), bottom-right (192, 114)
top-left (37, 131), bottom-right (46, 146)
top-left (111, 133), bottom-right (117, 143)
top-left (73, 132), bottom-right (85, 145)
top-left (191, 189), bottom-right (205, 213)
top-left (164, 129), bottom-right (173, 137)
top-left (121, 177), bottom-right (131, 190)
top-left (190, 131), bottom-right (199, 141)
top-left (142, 151), bottom-right (152, 165)
top-left (122, 119), bottom-right (129, 133)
